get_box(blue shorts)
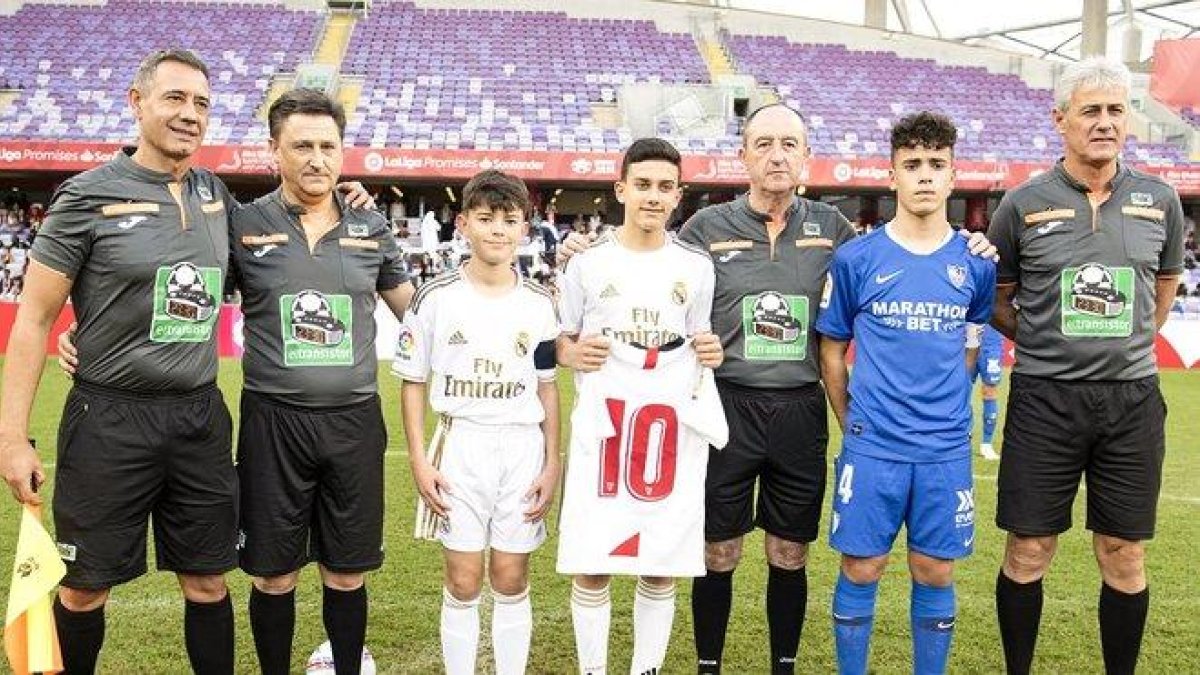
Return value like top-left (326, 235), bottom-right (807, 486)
top-left (829, 450), bottom-right (975, 560)
top-left (973, 343), bottom-right (1003, 387)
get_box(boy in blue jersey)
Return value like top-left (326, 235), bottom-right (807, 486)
top-left (966, 322), bottom-right (1004, 460)
top-left (815, 111), bottom-right (996, 675)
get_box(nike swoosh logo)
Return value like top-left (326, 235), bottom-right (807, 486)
top-left (1037, 221), bottom-right (1063, 234)
top-left (936, 620), bottom-right (956, 630)
top-left (117, 215), bottom-right (147, 230)
top-left (252, 245), bottom-right (277, 258)
top-left (875, 270), bottom-right (903, 284)
top-left (964, 536), bottom-right (975, 547)
top-left (718, 251), bottom-right (741, 263)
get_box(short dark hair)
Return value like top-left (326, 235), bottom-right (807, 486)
top-left (462, 170), bottom-right (530, 217)
top-left (742, 103), bottom-right (807, 145)
top-left (131, 49), bottom-right (209, 92)
top-left (620, 137), bottom-right (682, 180)
top-left (267, 88), bottom-right (346, 140)
top-left (890, 111), bottom-right (957, 158)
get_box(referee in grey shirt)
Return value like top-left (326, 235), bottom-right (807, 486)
top-left (988, 57), bottom-right (1184, 675)
top-left (0, 49), bottom-right (239, 675)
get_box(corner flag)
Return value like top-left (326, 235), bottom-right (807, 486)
top-left (5, 504), bottom-right (64, 675)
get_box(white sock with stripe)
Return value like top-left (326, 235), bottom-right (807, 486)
top-left (570, 579), bottom-right (611, 674)
top-left (631, 578), bottom-right (676, 675)
top-left (491, 586), bottom-right (532, 675)
top-left (440, 587), bottom-right (480, 675)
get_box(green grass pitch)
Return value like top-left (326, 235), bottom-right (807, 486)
top-left (2, 361), bottom-right (1198, 673)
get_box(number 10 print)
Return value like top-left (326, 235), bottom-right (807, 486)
top-left (598, 399), bottom-right (679, 501)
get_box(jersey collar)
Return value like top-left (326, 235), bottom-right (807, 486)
top-left (269, 187), bottom-right (347, 226)
top-left (1053, 157), bottom-right (1129, 194)
top-left (736, 193), bottom-right (801, 223)
top-left (114, 146), bottom-right (190, 185)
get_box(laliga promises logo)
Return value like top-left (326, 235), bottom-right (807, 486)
top-left (571, 157), bottom-right (593, 174)
top-left (833, 162), bottom-right (853, 183)
top-left (364, 152), bottom-right (384, 174)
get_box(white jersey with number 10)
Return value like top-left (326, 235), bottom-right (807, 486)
top-left (556, 340), bottom-right (728, 577)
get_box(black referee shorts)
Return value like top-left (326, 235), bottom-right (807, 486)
top-left (52, 381), bottom-right (237, 590)
top-left (705, 380), bottom-right (829, 543)
top-left (236, 390), bottom-right (387, 577)
top-left (996, 373), bottom-right (1166, 540)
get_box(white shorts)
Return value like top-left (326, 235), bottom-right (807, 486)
top-left (438, 419), bottom-right (547, 554)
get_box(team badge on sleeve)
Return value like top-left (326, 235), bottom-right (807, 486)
top-left (396, 326), bottom-right (416, 360)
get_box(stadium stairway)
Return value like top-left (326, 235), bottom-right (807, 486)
top-left (315, 11), bottom-right (356, 67)
top-left (317, 11), bottom-right (363, 122)
top-left (257, 76), bottom-right (293, 121)
top-left (698, 37), bottom-right (735, 80)
top-left (336, 77), bottom-right (364, 123)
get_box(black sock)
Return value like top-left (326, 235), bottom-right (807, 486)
top-left (185, 593), bottom-right (234, 675)
top-left (692, 569), bottom-right (734, 674)
top-left (323, 584), bottom-right (368, 675)
top-left (1099, 583), bottom-right (1149, 675)
top-left (249, 587), bottom-right (296, 675)
top-left (53, 595), bottom-right (105, 675)
top-left (766, 565), bottom-right (807, 674)
top-left (996, 571), bottom-right (1042, 675)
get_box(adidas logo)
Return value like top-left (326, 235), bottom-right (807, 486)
top-left (448, 330), bottom-right (467, 346)
top-left (600, 284), bottom-right (620, 299)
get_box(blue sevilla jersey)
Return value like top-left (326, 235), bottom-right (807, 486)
top-left (815, 226), bottom-right (996, 463)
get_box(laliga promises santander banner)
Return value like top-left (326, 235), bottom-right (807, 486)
top-left (0, 141), bottom-right (1197, 195)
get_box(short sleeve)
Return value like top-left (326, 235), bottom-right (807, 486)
top-left (987, 195), bottom-right (1021, 285)
top-left (830, 211), bottom-right (858, 248)
top-left (678, 211), bottom-right (706, 247)
top-left (1159, 188), bottom-right (1185, 276)
top-left (813, 249), bottom-right (857, 341)
top-left (967, 258), bottom-right (997, 324)
top-left (556, 255), bottom-right (586, 334)
top-left (374, 217), bottom-right (409, 291)
top-left (536, 295), bottom-right (560, 380)
top-left (29, 182), bottom-right (95, 278)
top-left (686, 259), bottom-right (715, 334)
top-left (391, 299), bottom-right (433, 381)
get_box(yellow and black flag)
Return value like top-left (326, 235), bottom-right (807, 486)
top-left (5, 504), bottom-right (64, 675)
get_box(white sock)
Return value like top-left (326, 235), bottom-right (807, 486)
top-left (630, 578), bottom-right (676, 675)
top-left (440, 587), bottom-right (480, 675)
top-left (491, 586), bottom-right (532, 675)
top-left (570, 579), bottom-right (611, 674)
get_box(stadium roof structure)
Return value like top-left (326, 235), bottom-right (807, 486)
top-left (730, 0), bottom-right (1200, 63)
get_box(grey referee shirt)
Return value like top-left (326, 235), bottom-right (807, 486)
top-left (680, 194), bottom-right (857, 388)
top-left (31, 148), bottom-right (231, 391)
top-left (231, 189), bottom-right (408, 408)
top-left (988, 160), bottom-right (1185, 381)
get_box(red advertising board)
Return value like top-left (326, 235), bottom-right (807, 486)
top-left (0, 141), bottom-right (1196, 195)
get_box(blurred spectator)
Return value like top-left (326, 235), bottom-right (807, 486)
top-left (419, 210), bottom-right (441, 252)
top-left (536, 218), bottom-right (557, 266)
top-left (3, 187), bottom-right (28, 213)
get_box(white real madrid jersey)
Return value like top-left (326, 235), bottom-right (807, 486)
top-left (392, 270), bottom-right (559, 425)
top-left (557, 232), bottom-right (715, 343)
top-left (556, 340), bottom-right (728, 577)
